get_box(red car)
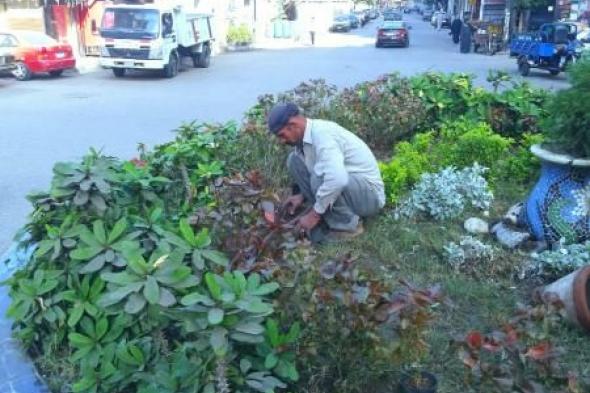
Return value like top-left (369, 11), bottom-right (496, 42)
top-left (0, 30), bottom-right (76, 81)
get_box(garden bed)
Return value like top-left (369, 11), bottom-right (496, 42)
top-left (3, 70), bottom-right (590, 393)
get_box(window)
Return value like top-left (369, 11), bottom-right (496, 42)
top-left (0, 34), bottom-right (17, 47)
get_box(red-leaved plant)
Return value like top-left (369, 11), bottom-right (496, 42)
top-left (454, 292), bottom-right (588, 392)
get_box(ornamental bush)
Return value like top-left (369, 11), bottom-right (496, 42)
top-left (4, 123), bottom-right (299, 393)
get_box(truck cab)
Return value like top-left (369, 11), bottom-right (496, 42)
top-left (99, 0), bottom-right (213, 78)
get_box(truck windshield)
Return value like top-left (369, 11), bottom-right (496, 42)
top-left (100, 8), bottom-right (159, 39)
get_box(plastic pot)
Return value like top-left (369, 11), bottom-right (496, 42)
top-left (399, 371), bottom-right (437, 393)
top-left (541, 265), bottom-right (590, 333)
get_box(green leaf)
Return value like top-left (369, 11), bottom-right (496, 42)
top-left (265, 353), bottom-right (279, 369)
top-left (180, 292), bottom-right (214, 306)
top-left (285, 322), bottom-right (300, 344)
top-left (128, 253), bottom-right (149, 276)
top-left (100, 272), bottom-right (141, 285)
top-left (93, 220), bottom-right (107, 245)
top-left (90, 194), bottom-right (107, 211)
top-left (68, 304), bottom-right (85, 327)
top-left (95, 317), bottom-right (108, 340)
top-left (158, 287), bottom-right (177, 307)
top-left (230, 332), bottom-right (264, 344)
top-left (251, 282), bottom-right (279, 296)
top-left (241, 299), bottom-right (272, 314)
top-left (97, 282), bottom-right (144, 307)
top-left (124, 293), bottom-right (146, 314)
top-left (153, 266), bottom-right (191, 286)
top-left (201, 250), bottom-right (229, 267)
top-left (179, 219), bottom-right (195, 245)
top-left (207, 308), bottom-right (224, 325)
top-left (35, 240), bottom-right (54, 258)
top-left (247, 273), bottom-right (261, 291)
top-left (191, 250), bottom-right (205, 270)
top-left (210, 327), bottom-right (228, 356)
top-left (116, 342), bottom-right (141, 366)
top-left (68, 332), bottom-right (94, 347)
top-left (72, 377), bottom-right (96, 392)
top-left (193, 228), bottom-right (211, 248)
top-left (80, 254), bottom-right (106, 274)
top-left (143, 276), bottom-right (160, 305)
top-left (70, 246), bottom-right (103, 261)
top-left (150, 208), bottom-right (163, 222)
top-left (108, 218), bottom-right (127, 244)
top-left (235, 321), bottom-right (265, 335)
top-left (37, 279), bottom-right (59, 295)
top-left (205, 273), bottom-right (222, 300)
top-left (128, 344), bottom-right (144, 365)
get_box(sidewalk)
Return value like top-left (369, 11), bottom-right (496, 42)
top-left (0, 242), bottom-right (48, 393)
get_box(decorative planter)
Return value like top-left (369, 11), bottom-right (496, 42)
top-left (541, 266), bottom-right (590, 332)
top-left (399, 371), bottom-right (437, 393)
top-left (521, 144), bottom-right (590, 245)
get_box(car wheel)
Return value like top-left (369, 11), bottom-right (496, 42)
top-left (549, 69), bottom-right (560, 76)
top-left (375, 41), bottom-right (381, 48)
top-left (112, 68), bottom-right (126, 78)
top-left (193, 43), bottom-right (211, 68)
top-left (405, 40), bottom-right (410, 48)
top-left (12, 62), bottom-right (31, 81)
top-left (49, 70), bottom-right (63, 77)
top-left (163, 52), bottom-right (179, 78)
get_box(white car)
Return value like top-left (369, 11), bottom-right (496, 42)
top-left (0, 34), bottom-right (16, 73)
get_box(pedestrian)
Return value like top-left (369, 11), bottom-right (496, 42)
top-left (436, 11), bottom-right (444, 31)
top-left (309, 16), bottom-right (317, 45)
top-left (450, 16), bottom-right (462, 44)
top-left (460, 19), bottom-right (473, 53)
top-left (267, 103), bottom-right (385, 244)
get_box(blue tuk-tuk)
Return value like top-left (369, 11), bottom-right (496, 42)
top-left (509, 22), bottom-right (582, 76)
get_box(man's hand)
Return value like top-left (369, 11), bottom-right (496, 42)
top-left (297, 209), bottom-right (322, 232)
top-left (283, 194), bottom-right (305, 215)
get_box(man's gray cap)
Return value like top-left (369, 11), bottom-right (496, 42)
top-left (267, 103), bottom-right (300, 134)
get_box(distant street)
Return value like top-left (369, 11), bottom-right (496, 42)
top-left (0, 14), bottom-right (570, 253)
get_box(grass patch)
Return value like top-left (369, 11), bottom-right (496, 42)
top-left (296, 182), bottom-right (590, 393)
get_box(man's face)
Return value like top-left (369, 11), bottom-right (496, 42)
top-left (275, 121), bottom-right (302, 146)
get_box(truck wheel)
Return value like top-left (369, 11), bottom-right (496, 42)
top-left (518, 60), bottom-right (530, 77)
top-left (163, 53), bottom-right (179, 78)
top-left (194, 44), bottom-right (211, 68)
top-left (113, 68), bottom-right (126, 78)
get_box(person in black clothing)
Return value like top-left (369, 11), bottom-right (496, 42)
top-left (460, 20), bottom-right (474, 53)
top-left (450, 16), bottom-right (462, 44)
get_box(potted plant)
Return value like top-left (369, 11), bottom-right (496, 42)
top-left (226, 24), bottom-right (254, 50)
top-left (389, 281), bottom-right (443, 393)
top-left (521, 60), bottom-right (590, 246)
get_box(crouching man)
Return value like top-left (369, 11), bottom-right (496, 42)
top-left (267, 102), bottom-right (385, 243)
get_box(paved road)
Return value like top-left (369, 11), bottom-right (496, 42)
top-left (0, 14), bottom-right (569, 254)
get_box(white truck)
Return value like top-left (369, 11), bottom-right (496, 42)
top-left (99, 0), bottom-right (213, 78)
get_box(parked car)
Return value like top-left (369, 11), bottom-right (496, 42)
top-left (0, 34), bottom-right (17, 73)
top-left (368, 9), bottom-right (379, 19)
top-left (0, 30), bottom-right (75, 81)
top-left (347, 14), bottom-right (360, 28)
top-left (430, 11), bottom-right (451, 28)
top-left (422, 9), bottom-right (434, 21)
top-left (383, 11), bottom-right (403, 21)
top-left (330, 15), bottom-right (352, 32)
top-left (375, 20), bottom-right (410, 48)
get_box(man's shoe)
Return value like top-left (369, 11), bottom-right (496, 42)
top-left (325, 222), bottom-right (364, 242)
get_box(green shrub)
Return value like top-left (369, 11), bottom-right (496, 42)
top-left (329, 74), bottom-right (427, 153)
top-left (409, 72), bottom-right (490, 125)
top-left (226, 24), bottom-right (253, 45)
top-left (380, 119), bottom-right (512, 204)
top-left (4, 123), bottom-right (298, 393)
top-left (542, 60), bottom-right (590, 157)
top-left (499, 133), bottom-right (543, 185)
top-left (486, 81), bottom-right (549, 139)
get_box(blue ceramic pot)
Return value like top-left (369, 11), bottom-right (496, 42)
top-left (522, 145), bottom-right (590, 245)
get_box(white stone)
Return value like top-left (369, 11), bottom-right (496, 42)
top-left (464, 217), bottom-right (489, 234)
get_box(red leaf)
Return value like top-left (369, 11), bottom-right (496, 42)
top-left (525, 342), bottom-right (552, 360)
top-left (466, 331), bottom-right (483, 350)
top-left (503, 324), bottom-right (518, 346)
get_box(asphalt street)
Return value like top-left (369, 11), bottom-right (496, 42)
top-left (0, 14), bottom-right (570, 254)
